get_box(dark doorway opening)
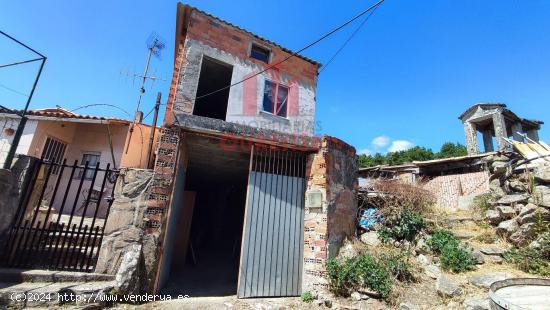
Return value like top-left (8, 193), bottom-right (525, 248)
top-left (192, 57), bottom-right (233, 120)
top-left (162, 134), bottom-right (250, 297)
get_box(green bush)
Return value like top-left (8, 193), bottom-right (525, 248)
top-left (439, 244), bottom-right (476, 272)
top-left (428, 229), bottom-right (476, 272)
top-left (427, 229), bottom-right (459, 253)
top-left (378, 250), bottom-right (415, 282)
top-left (326, 253), bottom-right (392, 299)
top-left (504, 247), bottom-right (550, 276)
top-left (301, 291), bottom-right (314, 303)
top-left (378, 208), bottom-right (425, 243)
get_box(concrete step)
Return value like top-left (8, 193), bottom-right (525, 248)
top-left (0, 268), bottom-right (114, 283)
top-left (0, 280), bottom-right (115, 307)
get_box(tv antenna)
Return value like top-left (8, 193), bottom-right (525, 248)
top-left (134, 32), bottom-right (166, 114)
top-left (125, 32), bottom-right (166, 154)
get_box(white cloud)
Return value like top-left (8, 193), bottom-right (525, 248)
top-left (371, 136), bottom-right (390, 149)
top-left (358, 148), bottom-right (372, 155)
top-left (388, 140), bottom-right (415, 152)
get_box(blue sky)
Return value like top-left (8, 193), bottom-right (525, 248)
top-left (2, 1), bottom-right (550, 154)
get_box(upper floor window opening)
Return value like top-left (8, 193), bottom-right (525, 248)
top-left (250, 43), bottom-right (271, 63)
top-left (262, 80), bottom-right (288, 118)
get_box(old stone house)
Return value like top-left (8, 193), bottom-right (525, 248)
top-left (92, 3), bottom-right (358, 298)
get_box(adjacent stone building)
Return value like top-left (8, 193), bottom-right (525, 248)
top-left (459, 103), bottom-right (543, 155)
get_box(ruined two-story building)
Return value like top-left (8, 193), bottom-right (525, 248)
top-left (94, 3), bottom-right (358, 298)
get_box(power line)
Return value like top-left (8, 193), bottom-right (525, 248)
top-left (69, 103), bottom-right (132, 118)
top-left (0, 82), bottom-right (28, 97)
top-left (143, 103), bottom-right (165, 121)
top-left (319, 5), bottom-right (380, 74)
top-left (0, 57), bottom-right (43, 69)
top-left (192, 0), bottom-right (385, 103)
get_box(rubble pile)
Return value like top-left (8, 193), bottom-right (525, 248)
top-left (484, 153), bottom-right (550, 247)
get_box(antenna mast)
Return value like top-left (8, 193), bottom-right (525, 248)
top-left (125, 32), bottom-right (165, 154)
top-left (135, 32), bottom-right (166, 116)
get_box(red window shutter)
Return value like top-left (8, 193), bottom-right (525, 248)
top-left (288, 81), bottom-right (299, 116)
top-left (243, 73), bottom-right (257, 116)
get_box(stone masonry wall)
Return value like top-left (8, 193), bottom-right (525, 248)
top-left (303, 136), bottom-right (357, 293)
top-left (94, 168), bottom-right (154, 294)
top-left (95, 127), bottom-right (182, 294)
top-left (423, 171), bottom-right (490, 212)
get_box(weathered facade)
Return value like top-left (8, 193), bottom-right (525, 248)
top-left (165, 4), bottom-right (319, 136)
top-left (94, 3), bottom-right (357, 298)
top-left (358, 154), bottom-right (491, 212)
top-left (459, 103), bottom-right (543, 155)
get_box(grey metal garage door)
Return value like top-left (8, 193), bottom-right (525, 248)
top-left (237, 146), bottom-right (306, 298)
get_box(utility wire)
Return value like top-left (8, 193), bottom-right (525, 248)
top-left (143, 102), bottom-right (165, 121)
top-left (192, 0), bottom-right (385, 102)
top-left (0, 57), bottom-right (43, 69)
top-left (319, 5), bottom-right (380, 74)
top-left (0, 82), bottom-right (28, 97)
top-left (70, 103), bottom-right (132, 118)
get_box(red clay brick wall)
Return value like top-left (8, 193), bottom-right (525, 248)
top-left (303, 136), bottom-right (357, 292)
top-left (164, 8), bottom-right (320, 126)
top-left (185, 10), bottom-right (319, 83)
top-left (422, 171), bottom-right (490, 211)
top-left (164, 41), bottom-right (186, 126)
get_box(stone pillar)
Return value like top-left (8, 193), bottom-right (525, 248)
top-left (463, 122), bottom-right (479, 155)
top-left (511, 123), bottom-right (524, 142)
top-left (95, 127), bottom-right (183, 295)
top-left (482, 130), bottom-right (494, 152)
top-left (527, 129), bottom-right (540, 142)
top-left (492, 113), bottom-right (509, 151)
top-left (303, 136), bottom-right (357, 294)
top-left (94, 168), bottom-right (154, 294)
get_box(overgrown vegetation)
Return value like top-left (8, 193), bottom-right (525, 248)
top-left (361, 180), bottom-right (436, 217)
top-left (358, 142), bottom-right (468, 168)
top-left (378, 250), bottom-right (416, 282)
top-left (533, 209), bottom-right (549, 236)
top-left (378, 208), bottom-right (424, 244)
top-left (301, 291), bottom-right (314, 303)
top-left (326, 250), bottom-right (416, 299)
top-left (427, 229), bottom-right (476, 273)
top-left (472, 193), bottom-right (493, 212)
top-left (427, 229), bottom-right (458, 253)
top-left (503, 247), bottom-right (550, 276)
top-left (503, 231), bottom-right (550, 276)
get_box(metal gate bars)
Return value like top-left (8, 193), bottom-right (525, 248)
top-left (238, 145), bottom-right (307, 298)
top-left (2, 158), bottom-right (118, 272)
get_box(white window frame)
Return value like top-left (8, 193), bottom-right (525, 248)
top-left (77, 151), bottom-right (101, 180)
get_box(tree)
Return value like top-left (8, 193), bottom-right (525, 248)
top-left (436, 142), bottom-right (467, 159)
top-left (357, 142), bottom-right (468, 168)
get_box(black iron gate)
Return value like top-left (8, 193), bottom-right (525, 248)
top-left (2, 158), bottom-right (118, 272)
